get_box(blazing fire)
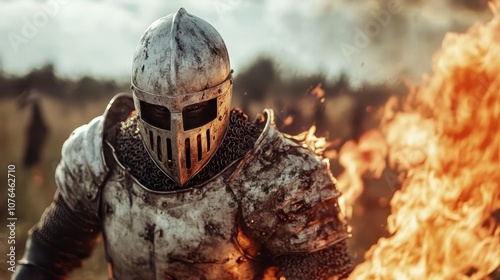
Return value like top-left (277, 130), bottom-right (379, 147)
top-left (336, 129), bottom-right (387, 219)
top-left (340, 3), bottom-right (500, 279)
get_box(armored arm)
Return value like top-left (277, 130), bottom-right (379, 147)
top-left (273, 197), bottom-right (354, 279)
top-left (13, 116), bottom-right (109, 280)
top-left (229, 109), bottom-right (354, 279)
top-left (12, 193), bottom-right (102, 279)
top-left (276, 240), bottom-right (353, 280)
top-left (269, 195), bottom-right (354, 279)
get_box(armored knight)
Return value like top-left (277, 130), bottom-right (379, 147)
top-left (13, 8), bottom-right (353, 280)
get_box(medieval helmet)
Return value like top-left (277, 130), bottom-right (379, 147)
top-left (131, 8), bottom-right (233, 186)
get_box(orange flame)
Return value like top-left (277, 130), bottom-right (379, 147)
top-left (337, 130), bottom-right (387, 219)
top-left (285, 125), bottom-right (328, 155)
top-left (346, 4), bottom-right (500, 279)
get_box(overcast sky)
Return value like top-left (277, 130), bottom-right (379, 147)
top-left (0, 0), bottom-right (492, 86)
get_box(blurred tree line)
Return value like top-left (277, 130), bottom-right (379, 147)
top-left (0, 57), bottom-right (407, 142)
top-left (0, 64), bottom-right (127, 102)
top-left (234, 56), bottom-right (407, 140)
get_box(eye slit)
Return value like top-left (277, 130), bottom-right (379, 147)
top-left (185, 104), bottom-right (202, 111)
top-left (182, 99), bottom-right (216, 131)
top-left (140, 101), bottom-right (171, 130)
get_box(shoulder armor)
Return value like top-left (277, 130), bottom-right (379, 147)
top-left (228, 109), bottom-right (348, 255)
top-left (101, 92), bottom-right (135, 164)
top-left (55, 93), bottom-right (134, 216)
top-left (102, 92), bottom-right (135, 142)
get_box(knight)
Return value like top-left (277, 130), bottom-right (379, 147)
top-left (13, 8), bottom-right (353, 280)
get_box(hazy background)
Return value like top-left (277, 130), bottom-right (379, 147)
top-left (0, 0), bottom-right (491, 85)
top-left (0, 0), bottom-right (494, 279)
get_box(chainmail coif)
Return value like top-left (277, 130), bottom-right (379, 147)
top-left (114, 109), bottom-right (264, 191)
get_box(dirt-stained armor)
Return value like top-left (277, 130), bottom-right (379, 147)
top-left (12, 94), bottom-right (353, 279)
top-left (54, 94), bottom-right (351, 279)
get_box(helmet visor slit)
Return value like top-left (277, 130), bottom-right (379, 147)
top-left (156, 135), bottom-right (162, 162)
top-left (167, 138), bottom-right (173, 169)
top-left (197, 134), bottom-right (202, 162)
top-left (206, 129), bottom-right (211, 152)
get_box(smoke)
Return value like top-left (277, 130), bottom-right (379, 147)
top-left (250, 0), bottom-right (492, 86)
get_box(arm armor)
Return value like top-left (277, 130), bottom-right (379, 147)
top-left (13, 193), bottom-right (101, 279)
top-left (229, 109), bottom-right (353, 279)
top-left (13, 94), bottom-right (134, 280)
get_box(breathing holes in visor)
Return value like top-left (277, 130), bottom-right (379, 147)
top-left (167, 138), bottom-right (173, 169)
top-left (185, 138), bottom-right (191, 170)
top-left (206, 129), bottom-right (211, 152)
top-left (197, 134), bottom-right (202, 162)
top-left (149, 131), bottom-right (154, 150)
top-left (156, 135), bottom-right (162, 161)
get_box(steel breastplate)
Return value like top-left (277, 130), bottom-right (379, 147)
top-left (100, 163), bottom-right (265, 280)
